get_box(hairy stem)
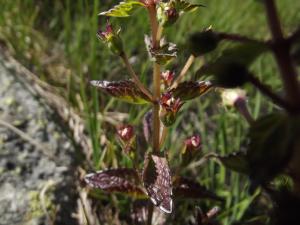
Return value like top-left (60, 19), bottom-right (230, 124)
top-left (149, 5), bottom-right (161, 152)
top-left (264, 0), bottom-right (300, 108)
top-left (121, 54), bottom-right (153, 101)
top-left (171, 55), bottom-right (195, 89)
top-left (248, 74), bottom-right (295, 112)
top-left (159, 126), bottom-right (168, 147)
top-left (217, 32), bottom-right (265, 44)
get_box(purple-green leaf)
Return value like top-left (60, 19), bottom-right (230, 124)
top-left (84, 168), bottom-right (146, 198)
top-left (90, 80), bottom-right (152, 104)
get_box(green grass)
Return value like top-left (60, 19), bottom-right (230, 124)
top-left (1, 0), bottom-right (300, 224)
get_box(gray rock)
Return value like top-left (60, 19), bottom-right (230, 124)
top-left (0, 53), bottom-right (80, 225)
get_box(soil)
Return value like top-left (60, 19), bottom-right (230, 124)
top-left (0, 52), bottom-right (80, 225)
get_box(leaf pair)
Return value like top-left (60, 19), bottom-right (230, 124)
top-left (145, 35), bottom-right (178, 65)
top-left (218, 113), bottom-right (300, 189)
top-left (99, 0), bottom-right (144, 17)
top-left (90, 80), bottom-right (152, 104)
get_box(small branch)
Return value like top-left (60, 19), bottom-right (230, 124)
top-left (171, 55), bottom-right (195, 89)
top-left (159, 126), bottom-right (168, 147)
top-left (121, 54), bottom-right (153, 101)
top-left (264, 0), bottom-right (300, 107)
top-left (217, 32), bottom-right (265, 44)
top-left (147, 202), bottom-right (154, 225)
top-left (234, 99), bottom-right (254, 124)
top-left (248, 74), bottom-right (296, 112)
top-left (264, 0), bottom-right (284, 41)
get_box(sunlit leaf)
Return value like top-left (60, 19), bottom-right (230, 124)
top-left (171, 0), bottom-right (205, 13)
top-left (170, 81), bottom-right (212, 101)
top-left (85, 168), bottom-right (146, 198)
top-left (99, 0), bottom-right (144, 17)
top-left (142, 153), bottom-right (173, 213)
top-left (145, 36), bottom-right (177, 65)
top-left (173, 177), bottom-right (224, 202)
top-left (90, 80), bottom-right (151, 104)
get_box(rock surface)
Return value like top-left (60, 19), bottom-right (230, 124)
top-left (0, 53), bottom-right (80, 225)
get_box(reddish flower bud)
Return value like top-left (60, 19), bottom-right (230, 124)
top-left (161, 70), bottom-right (175, 86)
top-left (140, 0), bottom-right (160, 7)
top-left (97, 20), bottom-right (124, 56)
top-left (159, 92), bottom-right (184, 127)
top-left (184, 135), bottom-right (201, 151)
top-left (117, 125), bottom-right (134, 142)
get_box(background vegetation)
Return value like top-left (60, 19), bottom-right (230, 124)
top-left (1, 0), bottom-right (300, 224)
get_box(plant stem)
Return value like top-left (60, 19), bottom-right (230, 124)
top-left (147, 202), bottom-right (154, 225)
top-left (234, 99), bottom-right (254, 124)
top-left (248, 74), bottom-right (295, 112)
top-left (217, 32), bottom-right (265, 44)
top-left (148, 5), bottom-right (161, 152)
top-left (159, 126), bottom-right (168, 147)
top-left (264, 0), bottom-right (300, 108)
top-left (171, 55), bottom-right (195, 89)
top-left (121, 54), bottom-right (153, 101)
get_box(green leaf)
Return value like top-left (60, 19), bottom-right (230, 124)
top-left (196, 42), bottom-right (268, 79)
top-left (99, 0), bottom-right (144, 17)
top-left (145, 36), bottom-right (177, 65)
top-left (171, 0), bottom-right (205, 13)
top-left (217, 151), bottom-right (249, 174)
top-left (173, 177), bottom-right (224, 202)
top-left (90, 80), bottom-right (151, 104)
top-left (170, 81), bottom-right (212, 101)
top-left (246, 113), bottom-right (294, 186)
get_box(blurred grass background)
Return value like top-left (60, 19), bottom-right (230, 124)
top-left (0, 0), bottom-right (299, 224)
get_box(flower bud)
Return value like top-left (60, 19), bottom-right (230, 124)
top-left (161, 70), bottom-right (175, 86)
top-left (188, 29), bottom-right (220, 56)
top-left (214, 62), bottom-right (249, 88)
top-left (157, 5), bottom-right (179, 27)
top-left (221, 88), bottom-right (246, 107)
top-left (97, 21), bottom-right (124, 56)
top-left (181, 134), bottom-right (202, 165)
top-left (117, 125), bottom-right (134, 142)
top-left (159, 92), bottom-right (184, 127)
top-left (184, 135), bottom-right (201, 152)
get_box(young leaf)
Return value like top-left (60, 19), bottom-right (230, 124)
top-left (246, 113), bottom-right (294, 187)
top-left (172, 0), bottom-right (204, 13)
top-left (195, 42), bottom-right (268, 86)
top-left (99, 0), bottom-right (144, 17)
top-left (142, 153), bottom-right (173, 213)
top-left (217, 151), bottom-right (249, 174)
top-left (145, 36), bottom-right (177, 65)
top-left (84, 168), bottom-right (146, 198)
top-left (173, 177), bottom-right (224, 202)
top-left (170, 81), bottom-right (212, 101)
top-left (90, 80), bottom-right (152, 104)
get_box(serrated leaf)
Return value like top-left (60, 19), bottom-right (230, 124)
top-left (196, 42), bottom-right (268, 79)
top-left (142, 153), bottom-right (173, 213)
top-left (173, 177), bottom-right (224, 202)
top-left (217, 151), bottom-right (249, 174)
top-left (247, 113), bottom-right (294, 186)
top-left (172, 0), bottom-right (204, 13)
top-left (90, 80), bottom-right (151, 104)
top-left (99, 0), bottom-right (144, 17)
top-left (170, 81), bottom-right (212, 101)
top-left (145, 36), bottom-right (177, 65)
top-left (85, 168), bottom-right (146, 198)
